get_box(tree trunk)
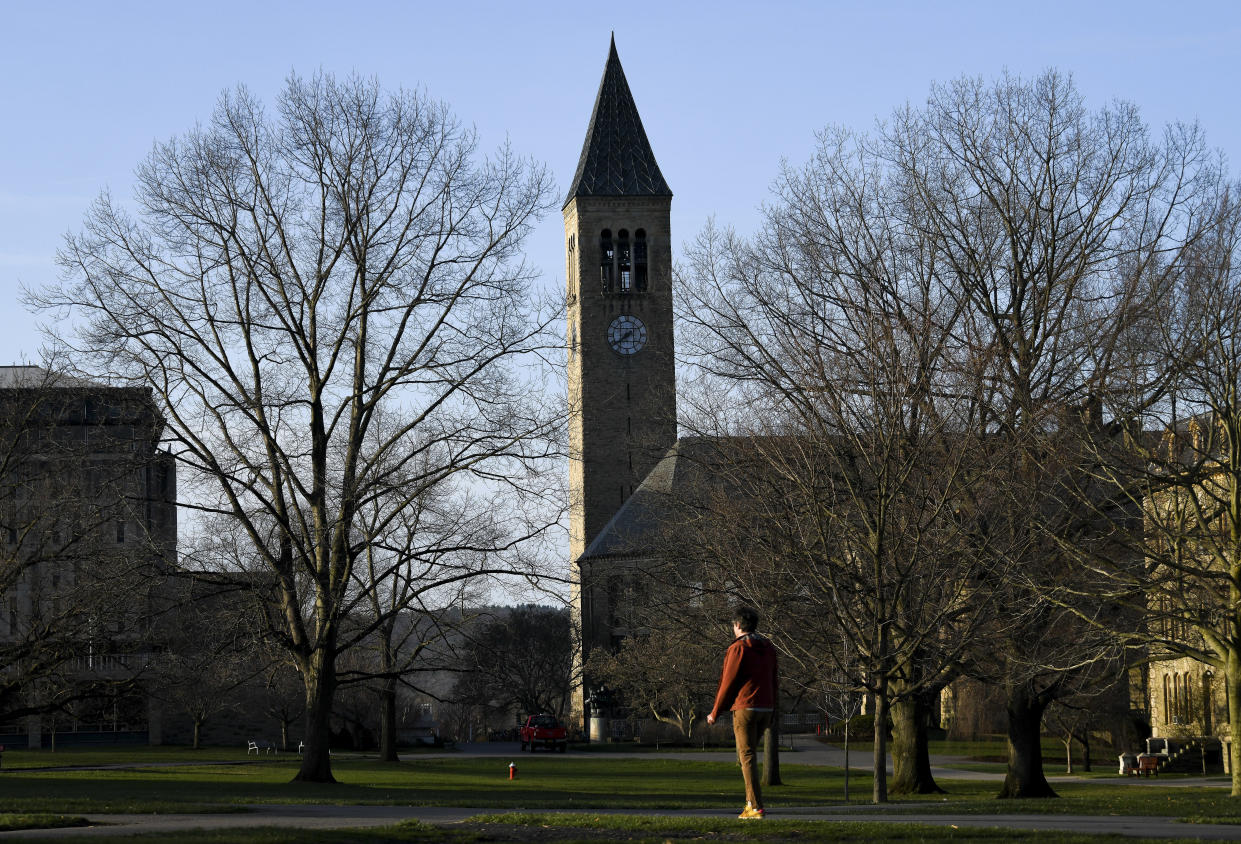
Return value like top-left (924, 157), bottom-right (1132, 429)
top-left (762, 711), bottom-right (782, 786)
top-left (1062, 736), bottom-right (1073, 774)
top-left (379, 675), bottom-right (399, 762)
top-left (280, 718), bottom-right (290, 752)
top-left (872, 686), bottom-right (889, 804)
top-left (193, 718), bottom-right (202, 751)
top-left (1229, 649), bottom-right (1241, 797)
top-left (890, 692), bottom-right (944, 794)
top-left (1080, 731), bottom-right (1091, 773)
top-left (997, 685), bottom-right (1056, 798)
top-left (294, 648), bottom-right (338, 783)
top-left (842, 715), bottom-right (851, 802)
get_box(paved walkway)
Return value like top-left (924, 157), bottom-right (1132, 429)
top-left (4, 803), bottom-right (1241, 840)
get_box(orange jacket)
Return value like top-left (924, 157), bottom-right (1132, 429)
top-left (709, 633), bottom-right (778, 719)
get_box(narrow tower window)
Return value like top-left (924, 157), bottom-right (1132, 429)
top-left (600, 229), bottom-right (614, 292)
top-left (634, 229), bottom-right (648, 291)
top-left (618, 229), bottom-right (631, 292)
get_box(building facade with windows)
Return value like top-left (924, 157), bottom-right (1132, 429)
top-left (0, 365), bottom-right (176, 747)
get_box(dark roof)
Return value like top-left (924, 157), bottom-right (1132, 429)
top-left (0, 365), bottom-right (100, 388)
top-left (563, 35), bottom-right (672, 208)
top-left (578, 438), bottom-right (720, 562)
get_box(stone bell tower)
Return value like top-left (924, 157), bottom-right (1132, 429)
top-left (565, 36), bottom-right (677, 720)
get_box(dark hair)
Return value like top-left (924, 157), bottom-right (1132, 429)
top-left (732, 605), bottom-right (759, 633)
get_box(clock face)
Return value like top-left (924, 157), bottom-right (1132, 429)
top-left (607, 314), bottom-right (647, 355)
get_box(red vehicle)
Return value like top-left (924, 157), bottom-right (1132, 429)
top-left (519, 714), bottom-right (568, 752)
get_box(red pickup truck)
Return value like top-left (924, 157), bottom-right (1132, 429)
top-left (519, 714), bottom-right (568, 752)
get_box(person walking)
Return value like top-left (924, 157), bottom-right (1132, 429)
top-left (707, 605), bottom-right (779, 820)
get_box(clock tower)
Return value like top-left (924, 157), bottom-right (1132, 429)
top-left (565, 37), bottom-right (677, 692)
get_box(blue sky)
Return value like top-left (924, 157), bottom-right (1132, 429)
top-left (2, 0), bottom-right (1239, 364)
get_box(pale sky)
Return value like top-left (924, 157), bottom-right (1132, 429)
top-left (2, 0), bottom-right (1239, 364)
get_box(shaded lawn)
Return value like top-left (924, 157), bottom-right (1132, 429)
top-left (472, 813), bottom-right (1235, 843)
top-left (0, 756), bottom-right (1237, 822)
top-left (925, 737), bottom-right (1101, 766)
top-left (1, 815), bottom-right (1220, 843)
top-left (0, 757), bottom-right (845, 813)
top-left (1, 745), bottom-right (278, 769)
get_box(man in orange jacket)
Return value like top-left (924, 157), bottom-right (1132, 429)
top-left (707, 605), bottom-right (779, 820)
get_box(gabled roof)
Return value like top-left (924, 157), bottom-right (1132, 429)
top-left (0, 365), bottom-right (101, 388)
top-left (578, 437), bottom-right (721, 562)
top-left (576, 434), bottom-right (844, 564)
top-left (563, 35), bottom-right (672, 208)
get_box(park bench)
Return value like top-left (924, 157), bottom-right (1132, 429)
top-left (1137, 753), bottom-right (1160, 776)
top-left (247, 740), bottom-right (275, 754)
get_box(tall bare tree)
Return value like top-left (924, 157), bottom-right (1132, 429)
top-left (680, 197), bottom-right (1000, 802)
top-left (890, 71), bottom-right (1213, 798)
top-left (678, 69), bottom-right (1214, 800)
top-left (1061, 185), bottom-right (1241, 793)
top-left (454, 604), bottom-right (574, 721)
top-left (37, 73), bottom-right (559, 782)
top-left (585, 624), bottom-right (716, 739)
top-left (348, 454), bottom-right (548, 762)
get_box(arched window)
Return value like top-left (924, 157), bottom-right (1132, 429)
top-left (1203, 672), bottom-right (1214, 732)
top-left (634, 229), bottom-right (648, 291)
top-left (617, 229), bottom-right (631, 292)
top-left (1163, 674), bottom-right (1170, 724)
top-left (1171, 673), bottom-right (1181, 724)
top-left (600, 230), bottom-right (614, 292)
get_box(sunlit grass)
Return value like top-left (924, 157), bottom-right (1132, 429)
top-left (17, 815), bottom-right (1218, 843)
top-left (0, 756), bottom-right (859, 814)
top-left (0, 813), bottom-right (90, 832)
top-left (0, 748), bottom-right (1235, 827)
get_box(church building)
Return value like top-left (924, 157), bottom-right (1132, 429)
top-left (564, 37), bottom-right (679, 721)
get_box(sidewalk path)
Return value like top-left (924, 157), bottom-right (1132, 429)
top-left (4, 804), bottom-right (1241, 841)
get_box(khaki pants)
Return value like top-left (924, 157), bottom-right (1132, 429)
top-left (731, 708), bottom-right (772, 808)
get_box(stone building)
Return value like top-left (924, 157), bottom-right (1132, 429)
top-left (0, 365), bottom-right (176, 747)
top-left (565, 37), bottom-right (678, 719)
top-left (562, 41), bottom-right (1164, 756)
top-left (1141, 421), bottom-right (1237, 767)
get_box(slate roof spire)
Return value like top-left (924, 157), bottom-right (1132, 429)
top-left (564, 34), bottom-right (672, 208)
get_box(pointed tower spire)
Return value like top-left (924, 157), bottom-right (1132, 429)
top-left (564, 36), bottom-right (672, 207)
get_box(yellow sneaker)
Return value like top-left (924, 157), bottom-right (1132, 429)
top-left (738, 802), bottom-right (765, 820)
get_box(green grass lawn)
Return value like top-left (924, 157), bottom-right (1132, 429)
top-left (1, 744), bottom-right (277, 768)
top-left (0, 814), bottom-right (90, 832)
top-left (468, 813), bottom-right (1232, 843)
top-left (0, 752), bottom-right (1235, 820)
top-left (925, 736), bottom-right (1106, 769)
top-left (0, 815), bottom-right (1219, 843)
top-left (4, 756), bottom-right (850, 813)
